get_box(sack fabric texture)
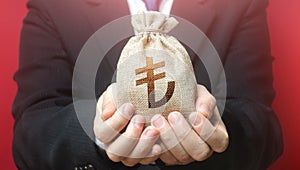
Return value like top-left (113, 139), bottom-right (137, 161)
top-left (116, 11), bottom-right (197, 124)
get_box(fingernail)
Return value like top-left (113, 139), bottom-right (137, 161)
top-left (132, 115), bottom-right (144, 128)
top-left (168, 112), bottom-right (180, 125)
top-left (152, 144), bottom-right (161, 155)
top-left (144, 128), bottom-right (159, 137)
top-left (102, 104), bottom-right (110, 115)
top-left (120, 103), bottom-right (134, 118)
top-left (152, 115), bottom-right (164, 128)
top-left (101, 102), bottom-right (113, 120)
top-left (189, 112), bottom-right (202, 126)
top-left (197, 104), bottom-right (209, 118)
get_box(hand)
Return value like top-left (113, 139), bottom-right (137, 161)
top-left (152, 84), bottom-right (229, 165)
top-left (94, 84), bottom-right (162, 167)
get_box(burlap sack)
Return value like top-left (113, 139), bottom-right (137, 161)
top-left (116, 11), bottom-right (197, 124)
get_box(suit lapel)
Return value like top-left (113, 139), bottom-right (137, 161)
top-left (172, 0), bottom-right (216, 34)
top-left (83, 0), bottom-right (130, 33)
top-left (81, 0), bottom-right (132, 71)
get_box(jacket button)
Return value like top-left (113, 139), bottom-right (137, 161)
top-left (87, 164), bottom-right (95, 170)
top-left (75, 164), bottom-right (94, 170)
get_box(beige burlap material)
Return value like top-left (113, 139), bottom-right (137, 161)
top-left (116, 11), bottom-right (197, 124)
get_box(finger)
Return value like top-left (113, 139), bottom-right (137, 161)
top-left (95, 84), bottom-right (116, 123)
top-left (101, 84), bottom-right (117, 120)
top-left (122, 126), bottom-right (160, 166)
top-left (94, 103), bottom-right (134, 143)
top-left (130, 126), bottom-right (160, 158)
top-left (159, 143), bottom-right (178, 165)
top-left (196, 84), bottom-right (217, 118)
top-left (139, 144), bottom-right (162, 165)
top-left (168, 112), bottom-right (212, 161)
top-left (95, 94), bottom-right (105, 126)
top-left (189, 111), bottom-right (229, 153)
top-left (160, 151), bottom-right (178, 165)
top-left (106, 115), bottom-right (144, 162)
top-left (151, 115), bottom-right (192, 163)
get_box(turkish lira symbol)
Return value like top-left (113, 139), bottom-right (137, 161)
top-left (135, 57), bottom-right (175, 108)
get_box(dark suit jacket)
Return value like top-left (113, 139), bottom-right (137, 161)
top-left (12, 0), bottom-right (283, 169)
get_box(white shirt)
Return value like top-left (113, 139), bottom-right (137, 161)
top-left (127, 0), bottom-right (174, 16)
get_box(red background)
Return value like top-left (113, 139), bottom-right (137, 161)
top-left (1, 0), bottom-right (299, 169)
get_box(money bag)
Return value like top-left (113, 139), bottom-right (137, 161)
top-left (116, 11), bottom-right (197, 124)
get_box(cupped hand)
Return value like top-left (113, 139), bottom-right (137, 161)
top-left (93, 84), bottom-right (162, 167)
top-left (152, 84), bottom-right (229, 165)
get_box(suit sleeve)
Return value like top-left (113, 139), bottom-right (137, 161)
top-left (12, 1), bottom-right (118, 169)
top-left (196, 0), bottom-right (283, 169)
